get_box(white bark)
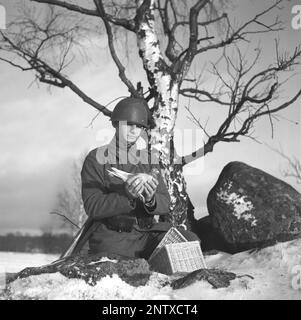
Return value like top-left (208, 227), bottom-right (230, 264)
top-left (136, 0), bottom-right (189, 227)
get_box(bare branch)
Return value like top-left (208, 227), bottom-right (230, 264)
top-left (86, 95), bottom-right (128, 128)
top-left (174, 0), bottom-right (284, 82)
top-left (0, 5), bottom-right (113, 115)
top-left (31, 0), bottom-right (136, 31)
top-left (180, 87), bottom-right (230, 105)
top-left (30, 0), bottom-right (99, 16)
top-left (173, 12), bottom-right (227, 29)
top-left (0, 56), bottom-right (33, 71)
top-left (267, 145), bottom-right (301, 184)
top-left (1, 31), bottom-right (111, 115)
top-left (185, 105), bottom-right (210, 138)
top-left (50, 211), bottom-right (80, 229)
top-left (175, 0), bottom-right (209, 77)
top-left (94, 0), bottom-right (139, 97)
top-left (182, 40), bottom-right (301, 165)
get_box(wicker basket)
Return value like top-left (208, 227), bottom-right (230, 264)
top-left (148, 227), bottom-right (207, 275)
top-left (148, 227), bottom-right (188, 261)
top-left (149, 241), bottom-right (207, 275)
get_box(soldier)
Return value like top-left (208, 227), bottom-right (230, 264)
top-left (81, 97), bottom-right (199, 259)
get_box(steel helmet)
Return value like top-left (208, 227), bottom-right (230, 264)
top-left (111, 97), bottom-right (150, 128)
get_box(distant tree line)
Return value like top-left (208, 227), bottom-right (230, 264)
top-left (0, 233), bottom-right (73, 254)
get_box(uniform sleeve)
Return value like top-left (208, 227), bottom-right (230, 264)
top-left (144, 165), bottom-right (170, 216)
top-left (81, 152), bottom-right (135, 219)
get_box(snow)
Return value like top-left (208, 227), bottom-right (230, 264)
top-left (217, 182), bottom-right (257, 226)
top-left (1, 238), bottom-right (301, 299)
top-left (0, 251), bottom-right (59, 273)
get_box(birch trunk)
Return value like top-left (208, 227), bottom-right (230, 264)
top-left (136, 0), bottom-right (192, 228)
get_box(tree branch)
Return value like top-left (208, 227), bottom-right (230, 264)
top-left (31, 0), bottom-right (136, 30)
top-left (180, 87), bottom-right (230, 105)
top-left (176, 0), bottom-right (209, 78)
top-left (0, 28), bottom-right (112, 115)
top-left (265, 145), bottom-right (301, 184)
top-left (94, 0), bottom-right (139, 97)
top-left (49, 211), bottom-right (80, 229)
top-left (174, 0), bottom-right (284, 81)
top-left (185, 105), bottom-right (210, 138)
top-left (31, 0), bottom-right (99, 16)
top-left (0, 56), bottom-right (34, 71)
top-left (181, 41), bottom-right (301, 165)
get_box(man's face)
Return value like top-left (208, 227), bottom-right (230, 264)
top-left (118, 121), bottom-right (143, 144)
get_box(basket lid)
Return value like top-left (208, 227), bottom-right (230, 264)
top-left (148, 227), bottom-right (188, 261)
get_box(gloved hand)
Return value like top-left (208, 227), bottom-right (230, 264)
top-left (142, 178), bottom-right (158, 203)
top-left (125, 173), bottom-right (158, 202)
top-left (124, 174), bottom-right (145, 199)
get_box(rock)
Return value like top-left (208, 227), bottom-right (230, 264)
top-left (185, 196), bottom-right (198, 231)
top-left (8, 253), bottom-right (151, 287)
top-left (170, 268), bottom-right (237, 289)
top-left (192, 215), bottom-right (230, 252)
top-left (207, 161), bottom-right (301, 253)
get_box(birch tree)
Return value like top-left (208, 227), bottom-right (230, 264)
top-left (1, 0), bottom-right (301, 229)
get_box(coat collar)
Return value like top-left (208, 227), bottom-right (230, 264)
top-left (96, 132), bottom-right (149, 165)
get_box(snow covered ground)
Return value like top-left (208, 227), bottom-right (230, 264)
top-left (0, 252), bottom-right (59, 273)
top-left (1, 238), bottom-right (301, 300)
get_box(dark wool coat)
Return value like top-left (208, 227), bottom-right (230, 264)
top-left (81, 135), bottom-right (172, 258)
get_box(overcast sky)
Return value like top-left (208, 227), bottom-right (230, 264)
top-left (0, 0), bottom-right (300, 234)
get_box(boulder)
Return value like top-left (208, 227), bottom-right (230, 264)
top-left (192, 215), bottom-right (229, 252)
top-left (207, 161), bottom-right (301, 252)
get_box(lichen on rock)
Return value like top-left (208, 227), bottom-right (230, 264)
top-left (217, 185), bottom-right (257, 226)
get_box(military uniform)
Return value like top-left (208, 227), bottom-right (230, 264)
top-left (81, 97), bottom-right (200, 259)
top-left (81, 135), bottom-right (175, 258)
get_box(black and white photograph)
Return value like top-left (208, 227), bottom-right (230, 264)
top-left (0, 0), bottom-right (301, 301)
